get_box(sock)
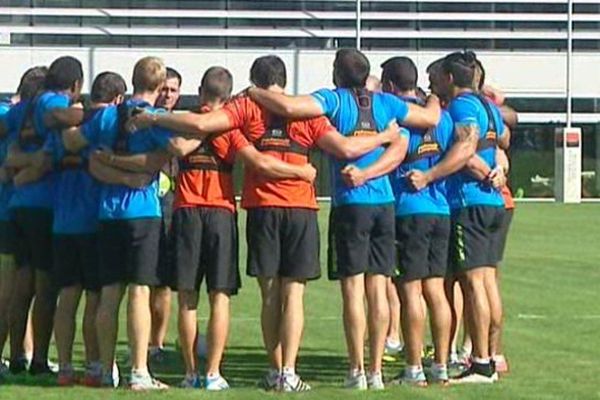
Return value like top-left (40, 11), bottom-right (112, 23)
top-left (207, 372), bottom-right (220, 379)
top-left (473, 357), bottom-right (490, 365)
top-left (406, 365), bottom-right (423, 378)
top-left (131, 367), bottom-right (149, 377)
top-left (282, 367), bottom-right (295, 377)
top-left (349, 368), bottom-right (364, 378)
top-left (386, 338), bottom-right (401, 347)
top-left (432, 363), bottom-right (447, 372)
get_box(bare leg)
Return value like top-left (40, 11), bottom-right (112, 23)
top-left (364, 274), bottom-right (389, 374)
top-left (177, 289), bottom-right (199, 375)
top-left (385, 278), bottom-right (402, 344)
top-left (341, 274), bottom-right (366, 372)
top-left (423, 277), bottom-right (451, 366)
top-left (9, 266), bottom-right (33, 363)
top-left (398, 280), bottom-right (425, 367)
top-left (54, 285), bottom-right (83, 370)
top-left (258, 277), bottom-right (282, 371)
top-left (96, 283), bottom-right (125, 374)
top-left (206, 291), bottom-right (230, 375)
top-left (486, 269), bottom-right (503, 357)
top-left (150, 286), bottom-right (171, 350)
top-left (83, 291), bottom-right (100, 365)
top-left (0, 256), bottom-right (16, 356)
top-left (127, 284), bottom-right (152, 372)
top-left (280, 279), bottom-right (306, 371)
top-left (31, 270), bottom-right (57, 365)
top-left (460, 268), bottom-right (492, 360)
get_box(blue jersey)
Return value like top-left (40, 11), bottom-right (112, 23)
top-left (81, 98), bottom-right (172, 221)
top-left (9, 92), bottom-right (70, 210)
top-left (446, 92), bottom-right (506, 209)
top-left (311, 88), bottom-right (410, 207)
top-left (48, 108), bottom-right (103, 234)
top-left (0, 101), bottom-right (14, 221)
top-left (391, 101), bottom-right (454, 217)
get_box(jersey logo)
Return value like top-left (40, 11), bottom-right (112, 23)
top-left (259, 137), bottom-right (292, 148)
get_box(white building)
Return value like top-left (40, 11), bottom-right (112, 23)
top-left (1, 0), bottom-right (599, 198)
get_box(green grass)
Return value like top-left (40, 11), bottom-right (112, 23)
top-left (2, 203), bottom-right (600, 399)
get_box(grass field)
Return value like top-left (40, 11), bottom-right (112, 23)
top-left (1, 203), bottom-right (599, 399)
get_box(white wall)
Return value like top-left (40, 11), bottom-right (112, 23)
top-left (0, 47), bottom-right (598, 98)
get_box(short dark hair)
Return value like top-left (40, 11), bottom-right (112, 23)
top-left (250, 55), bottom-right (287, 89)
top-left (17, 66), bottom-right (48, 100)
top-left (334, 48), bottom-right (370, 89)
top-left (381, 56), bottom-right (418, 91)
top-left (474, 59), bottom-right (486, 90)
top-left (166, 67), bottom-right (182, 87)
top-left (45, 56), bottom-right (83, 91)
top-left (426, 57), bottom-right (445, 75)
top-left (91, 72), bottom-right (127, 103)
top-left (442, 51), bottom-right (478, 89)
top-left (200, 66), bottom-right (233, 102)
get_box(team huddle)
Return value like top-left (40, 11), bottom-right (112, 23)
top-left (0, 48), bottom-right (517, 392)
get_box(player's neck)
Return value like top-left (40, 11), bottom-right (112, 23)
top-left (398, 89), bottom-right (417, 98)
top-left (453, 87), bottom-right (473, 98)
top-left (266, 85), bottom-right (285, 94)
top-left (132, 90), bottom-right (159, 106)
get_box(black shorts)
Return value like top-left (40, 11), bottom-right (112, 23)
top-left (157, 192), bottom-right (174, 287)
top-left (0, 220), bottom-right (15, 254)
top-left (246, 207), bottom-right (320, 280)
top-left (497, 209), bottom-right (514, 263)
top-left (173, 207), bottom-right (240, 294)
top-left (328, 204), bottom-right (396, 280)
top-left (53, 234), bottom-right (100, 291)
top-left (449, 206), bottom-right (505, 273)
top-left (97, 218), bottom-right (161, 287)
top-left (12, 208), bottom-right (53, 271)
top-left (395, 215), bottom-right (450, 282)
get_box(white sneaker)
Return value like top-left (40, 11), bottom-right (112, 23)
top-left (281, 373), bottom-right (311, 392)
top-left (344, 370), bottom-right (367, 390)
top-left (367, 371), bottom-right (385, 390)
top-left (450, 366), bottom-right (496, 384)
top-left (389, 369), bottom-right (427, 387)
top-left (129, 372), bottom-right (169, 391)
top-left (205, 374), bottom-right (230, 391)
top-left (384, 339), bottom-right (403, 355)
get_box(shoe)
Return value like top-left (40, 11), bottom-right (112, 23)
top-left (450, 362), bottom-right (496, 384)
top-left (367, 371), bottom-right (385, 390)
top-left (281, 373), bottom-right (310, 392)
top-left (148, 347), bottom-right (166, 364)
top-left (29, 361), bottom-right (57, 376)
top-left (48, 360), bottom-right (59, 373)
top-left (430, 365), bottom-right (449, 386)
top-left (205, 374), bottom-right (230, 391)
top-left (179, 374), bottom-right (201, 388)
top-left (129, 373), bottom-right (169, 391)
top-left (9, 357), bottom-right (28, 375)
top-left (389, 369), bottom-right (427, 387)
top-left (384, 339), bottom-right (403, 355)
top-left (57, 370), bottom-right (78, 386)
top-left (258, 369), bottom-right (280, 391)
top-left (0, 362), bottom-right (9, 379)
top-left (493, 355), bottom-right (509, 374)
top-left (344, 370), bottom-right (367, 390)
top-left (82, 373), bottom-right (102, 388)
top-left (101, 365), bottom-right (120, 388)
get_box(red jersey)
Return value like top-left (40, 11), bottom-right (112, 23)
top-left (174, 107), bottom-right (250, 213)
top-left (223, 96), bottom-right (335, 210)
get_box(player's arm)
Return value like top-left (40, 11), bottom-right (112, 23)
top-left (62, 126), bottom-right (90, 153)
top-left (237, 146), bottom-right (316, 183)
top-left (500, 105), bottom-right (518, 130)
top-left (88, 153), bottom-right (153, 188)
top-left (317, 122), bottom-right (400, 159)
top-left (4, 142), bottom-right (39, 169)
top-left (12, 152), bottom-right (52, 186)
top-left (341, 131), bottom-right (409, 187)
top-left (44, 106), bottom-right (85, 129)
top-left (401, 95), bottom-right (441, 129)
top-left (247, 88), bottom-right (324, 119)
top-left (497, 125), bottom-right (511, 151)
top-left (128, 109), bottom-right (232, 138)
top-left (92, 150), bottom-right (169, 174)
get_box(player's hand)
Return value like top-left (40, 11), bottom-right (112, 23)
top-left (126, 110), bottom-right (154, 132)
top-left (71, 102), bottom-right (84, 109)
top-left (488, 166), bottom-right (506, 189)
top-left (234, 85), bottom-right (256, 100)
top-left (341, 164), bottom-right (367, 187)
top-left (481, 85), bottom-right (505, 106)
top-left (406, 169), bottom-right (431, 191)
top-left (124, 173), bottom-right (153, 189)
top-left (299, 163), bottom-right (317, 184)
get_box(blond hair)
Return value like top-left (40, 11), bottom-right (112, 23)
top-left (132, 56), bottom-right (166, 93)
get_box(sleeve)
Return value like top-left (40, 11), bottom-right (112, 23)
top-left (448, 99), bottom-right (478, 128)
top-left (438, 112), bottom-right (455, 150)
top-left (493, 106), bottom-right (507, 138)
top-left (44, 94), bottom-right (70, 112)
top-left (80, 109), bottom-right (102, 145)
top-left (213, 129), bottom-right (250, 164)
top-left (4, 107), bottom-right (17, 132)
top-left (310, 88), bottom-right (339, 118)
top-left (222, 97), bottom-right (249, 130)
top-left (382, 94), bottom-right (409, 123)
top-left (307, 116), bottom-right (336, 144)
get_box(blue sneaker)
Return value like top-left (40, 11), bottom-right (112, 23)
top-left (179, 373), bottom-right (201, 389)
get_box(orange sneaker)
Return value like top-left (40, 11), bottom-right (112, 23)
top-left (82, 373), bottom-right (102, 388)
top-left (57, 371), bottom-right (78, 386)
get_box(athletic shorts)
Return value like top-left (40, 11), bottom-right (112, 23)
top-left (12, 208), bottom-right (53, 271)
top-left (328, 204), bottom-right (396, 280)
top-left (246, 207), bottom-right (320, 280)
top-left (497, 209), bottom-right (514, 263)
top-left (395, 215), bottom-right (450, 282)
top-left (173, 207), bottom-right (240, 294)
top-left (449, 206), bottom-right (505, 273)
top-left (0, 220), bottom-right (15, 255)
top-left (157, 192), bottom-right (174, 287)
top-left (53, 233), bottom-right (100, 291)
top-left (97, 218), bottom-right (161, 287)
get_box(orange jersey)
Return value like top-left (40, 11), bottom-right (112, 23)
top-left (501, 185), bottom-right (515, 210)
top-left (223, 96), bottom-right (335, 209)
top-left (174, 111), bottom-right (250, 212)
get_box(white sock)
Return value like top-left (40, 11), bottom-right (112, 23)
top-left (132, 367), bottom-right (149, 376)
top-left (473, 357), bottom-right (490, 365)
top-left (349, 368), bottom-right (364, 378)
top-left (432, 363), bottom-right (447, 372)
top-left (282, 367), bottom-right (295, 377)
top-left (207, 372), bottom-right (220, 379)
top-left (407, 365), bottom-right (423, 376)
